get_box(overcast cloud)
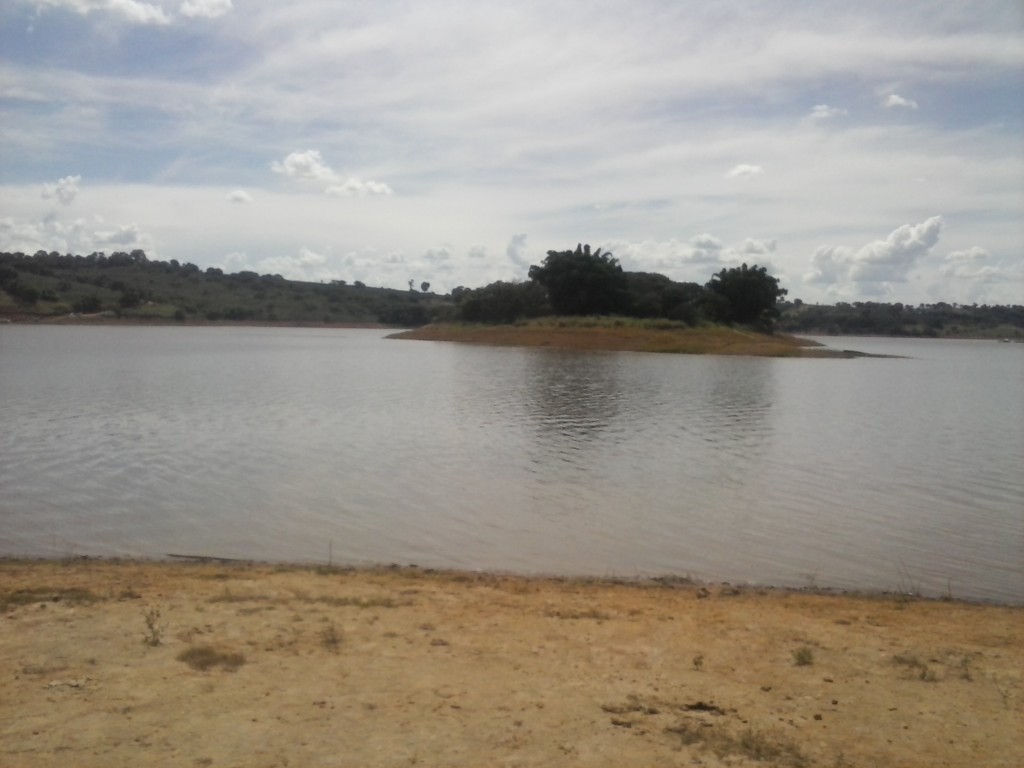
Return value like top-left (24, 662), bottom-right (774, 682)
top-left (1, 1), bottom-right (1022, 303)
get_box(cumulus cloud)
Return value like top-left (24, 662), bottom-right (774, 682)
top-left (810, 104), bottom-right (847, 119)
top-left (467, 245), bottom-right (487, 259)
top-left (272, 150), bottom-right (336, 181)
top-left (34, 0), bottom-right (171, 25)
top-left (884, 93), bottom-right (919, 109)
top-left (41, 175), bottom-right (81, 206)
top-left (227, 189), bottom-right (252, 204)
top-left (324, 178), bottom-right (393, 197)
top-left (849, 217), bottom-right (943, 281)
top-left (804, 246), bottom-right (848, 285)
top-left (249, 247), bottom-right (331, 282)
top-left (939, 247), bottom-right (1017, 283)
top-left (180, 0), bottom-right (232, 19)
top-left (725, 164), bottom-right (764, 180)
top-left (94, 222), bottom-right (148, 246)
top-left (0, 213), bottom-right (152, 255)
top-left (688, 234), bottom-right (724, 263)
top-left (741, 238), bottom-right (777, 256)
top-left (273, 150), bottom-right (392, 197)
top-left (944, 246), bottom-right (987, 263)
top-left (506, 233), bottom-right (529, 268)
top-left (607, 235), bottom-right (779, 281)
top-left (805, 216), bottom-right (943, 287)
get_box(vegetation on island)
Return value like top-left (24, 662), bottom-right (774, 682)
top-left (456, 244), bottom-right (788, 332)
top-left (1, 247), bottom-right (1020, 339)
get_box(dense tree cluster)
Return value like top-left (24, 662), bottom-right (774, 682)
top-left (703, 263), bottom-right (787, 329)
top-left (527, 245), bottom-right (629, 316)
top-left (455, 244), bottom-right (788, 330)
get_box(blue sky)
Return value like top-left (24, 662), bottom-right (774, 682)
top-left (2, 0), bottom-right (1022, 304)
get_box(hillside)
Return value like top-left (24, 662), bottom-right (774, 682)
top-left (0, 251), bottom-right (447, 326)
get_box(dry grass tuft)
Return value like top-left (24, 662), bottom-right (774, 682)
top-left (177, 645), bottom-right (246, 672)
top-left (666, 720), bottom-right (809, 767)
top-left (0, 587), bottom-right (100, 612)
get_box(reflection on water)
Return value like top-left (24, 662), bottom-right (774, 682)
top-left (0, 327), bottom-right (1021, 604)
top-left (527, 351), bottom-right (622, 442)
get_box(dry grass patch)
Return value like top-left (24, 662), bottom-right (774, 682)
top-left (545, 607), bottom-right (612, 621)
top-left (177, 645), bottom-right (246, 672)
top-left (666, 720), bottom-right (809, 767)
top-left (0, 586), bottom-right (101, 612)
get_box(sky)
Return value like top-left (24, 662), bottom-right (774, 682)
top-left (1, 1), bottom-right (1022, 305)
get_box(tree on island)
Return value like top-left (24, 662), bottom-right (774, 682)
top-left (527, 244), bottom-right (629, 316)
top-left (704, 263), bottom-right (788, 330)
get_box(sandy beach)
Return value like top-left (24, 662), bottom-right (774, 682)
top-left (1, 559), bottom-right (1021, 767)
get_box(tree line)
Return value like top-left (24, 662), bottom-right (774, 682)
top-left (3, 247), bottom-right (1020, 337)
top-left (777, 299), bottom-right (1024, 339)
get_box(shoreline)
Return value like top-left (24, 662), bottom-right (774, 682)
top-left (2, 558), bottom-right (1020, 767)
top-left (2, 555), bottom-right (1015, 607)
top-left (388, 322), bottom-right (890, 358)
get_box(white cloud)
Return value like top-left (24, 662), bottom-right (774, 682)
top-left (810, 104), bottom-right (847, 119)
top-left (42, 175), bottom-right (81, 206)
top-left (180, 0), bottom-right (231, 19)
top-left (944, 246), bottom-right (987, 263)
top-left (94, 222), bottom-right (148, 246)
top-left (271, 150), bottom-right (336, 181)
top-left (805, 216), bottom-right (943, 287)
top-left (467, 245), bottom-right (487, 259)
top-left (227, 189), bottom-right (252, 204)
top-left (31, 0), bottom-right (171, 25)
top-left (324, 178), bottom-right (393, 197)
top-left (884, 93), bottom-right (919, 109)
top-left (849, 216), bottom-right (942, 282)
top-left (725, 164), bottom-right (764, 180)
top-left (741, 238), bottom-right (777, 256)
top-left (249, 247), bottom-right (330, 282)
top-left (804, 246), bottom-right (849, 285)
top-left (0, 213), bottom-right (153, 255)
top-left (273, 150), bottom-right (392, 197)
top-left (607, 235), bottom-right (780, 284)
top-left (689, 234), bottom-right (724, 263)
top-left (939, 247), bottom-right (1020, 284)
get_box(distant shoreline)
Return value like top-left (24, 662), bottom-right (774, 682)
top-left (0, 313), bottom-right (393, 329)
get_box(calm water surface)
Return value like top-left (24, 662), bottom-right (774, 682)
top-left (1, 326), bottom-right (1021, 603)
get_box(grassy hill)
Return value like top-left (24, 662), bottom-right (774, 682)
top-left (0, 251), bottom-right (450, 326)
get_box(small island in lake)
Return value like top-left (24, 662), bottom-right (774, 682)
top-left (390, 319), bottom-right (873, 358)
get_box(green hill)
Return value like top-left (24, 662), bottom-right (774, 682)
top-left (0, 250), bottom-right (450, 326)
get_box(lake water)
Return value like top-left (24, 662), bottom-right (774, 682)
top-left (1, 326), bottom-right (1021, 603)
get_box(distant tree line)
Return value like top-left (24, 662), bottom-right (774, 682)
top-left (777, 299), bottom-right (1024, 339)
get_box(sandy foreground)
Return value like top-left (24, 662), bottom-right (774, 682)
top-left (1, 560), bottom-right (1020, 768)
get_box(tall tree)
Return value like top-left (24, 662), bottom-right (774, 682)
top-left (528, 244), bottom-right (628, 316)
top-left (704, 263), bottom-right (788, 329)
